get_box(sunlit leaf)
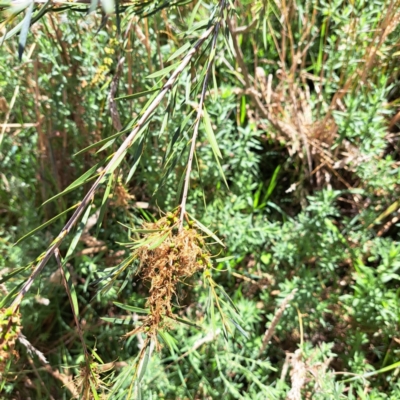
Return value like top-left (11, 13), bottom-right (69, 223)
top-left (188, 213), bottom-right (225, 247)
top-left (113, 302), bottom-right (150, 314)
top-left (64, 205), bottom-right (92, 262)
top-left (18, 0), bottom-right (33, 60)
top-left (15, 203), bottom-right (80, 245)
top-left (96, 173), bottom-right (114, 236)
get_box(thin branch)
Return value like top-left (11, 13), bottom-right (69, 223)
top-left (11, 24), bottom-right (216, 312)
top-left (258, 289), bottom-right (297, 356)
top-left (0, 85), bottom-right (19, 146)
top-left (18, 333), bottom-right (48, 364)
top-left (233, 18), bottom-right (258, 34)
top-left (108, 56), bottom-right (125, 132)
top-left (179, 0), bottom-right (225, 230)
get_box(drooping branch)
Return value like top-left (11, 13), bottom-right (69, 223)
top-left (179, 0), bottom-right (226, 230)
top-left (10, 23), bottom-right (217, 312)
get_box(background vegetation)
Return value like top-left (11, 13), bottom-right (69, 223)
top-left (1, 0), bottom-right (400, 398)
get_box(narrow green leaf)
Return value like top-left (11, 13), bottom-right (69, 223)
top-left (124, 134), bottom-right (144, 183)
top-left (0, 265), bottom-right (30, 284)
top-left (62, 262), bottom-right (80, 317)
top-left (203, 107), bottom-right (222, 158)
top-left (202, 108), bottom-right (228, 188)
top-left (221, 320), bottom-right (229, 342)
top-left (64, 205), bottom-right (92, 261)
top-left (146, 62), bottom-right (180, 79)
top-left (229, 318), bottom-right (249, 339)
top-left (216, 256), bottom-right (236, 263)
top-left (137, 342), bottom-right (152, 382)
top-left (0, 283), bottom-right (23, 308)
top-left (18, 0), bottom-right (33, 60)
top-left (132, 228), bottom-right (163, 233)
top-left (113, 302), bottom-right (150, 314)
top-left (108, 149), bottom-right (127, 176)
top-left (167, 42), bottom-right (191, 62)
top-left (96, 137), bottom-right (116, 154)
top-left (157, 330), bottom-right (173, 352)
top-left (115, 87), bottom-right (160, 101)
top-left (209, 287), bottom-right (216, 335)
top-left (218, 285), bottom-right (240, 314)
top-left (212, 62), bottom-right (218, 101)
top-left (341, 360), bottom-right (400, 383)
top-left (171, 315), bottom-right (201, 329)
top-left (185, 73), bottom-right (192, 103)
top-left (188, 213), bottom-right (225, 247)
top-left (129, 233), bottom-right (165, 250)
top-left (253, 183), bottom-right (262, 208)
top-left (1, 0), bottom-right (51, 44)
top-left (186, 19), bottom-right (209, 35)
top-left (175, 164), bottom-right (187, 205)
top-left (15, 203), bottom-right (79, 245)
top-left (160, 112), bottom-right (169, 136)
top-left (73, 131), bottom-right (125, 157)
top-left (89, 379), bottom-right (100, 400)
top-left (42, 161), bottom-right (105, 206)
top-left (118, 222), bottom-right (161, 234)
top-left (136, 383), bottom-right (142, 400)
top-left (96, 255), bottom-right (136, 292)
top-left (240, 96), bottom-right (246, 125)
top-left (91, 347), bottom-right (104, 364)
top-left (262, 165), bottom-right (281, 204)
top-left (8, 0), bottom-right (30, 15)
top-left (96, 173), bottom-right (114, 236)
top-left (101, 317), bottom-right (138, 325)
top-left (188, 0), bottom-right (202, 27)
top-left (148, 232), bottom-right (170, 250)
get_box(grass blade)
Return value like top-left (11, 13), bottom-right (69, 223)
top-left (64, 204), bottom-right (92, 261)
top-left (15, 203), bottom-right (80, 245)
top-left (95, 172), bottom-right (114, 236)
top-left (188, 213), bottom-right (225, 247)
top-left (113, 302), bottom-right (150, 314)
top-left (18, 0), bottom-right (34, 60)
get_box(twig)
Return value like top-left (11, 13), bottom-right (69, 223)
top-left (19, 335), bottom-right (78, 398)
top-left (18, 333), bottom-right (48, 364)
top-left (233, 18), bottom-right (258, 34)
top-left (26, 357), bottom-right (55, 400)
top-left (11, 23), bottom-right (216, 312)
top-left (0, 85), bottom-right (19, 146)
top-left (0, 123), bottom-right (37, 128)
top-left (179, 0), bottom-right (225, 230)
top-left (258, 289), bottom-right (297, 356)
top-left (108, 56), bottom-right (125, 132)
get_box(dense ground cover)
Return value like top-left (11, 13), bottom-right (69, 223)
top-left (1, 0), bottom-right (400, 398)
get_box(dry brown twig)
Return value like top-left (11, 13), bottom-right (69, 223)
top-left (259, 289), bottom-right (297, 356)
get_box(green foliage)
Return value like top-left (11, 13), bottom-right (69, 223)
top-left (1, 0), bottom-right (400, 398)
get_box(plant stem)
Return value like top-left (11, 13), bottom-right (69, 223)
top-left (179, 0), bottom-right (225, 230)
top-left (11, 24), bottom-right (216, 312)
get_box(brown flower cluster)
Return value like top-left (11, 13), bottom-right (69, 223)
top-left (128, 212), bottom-right (211, 344)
